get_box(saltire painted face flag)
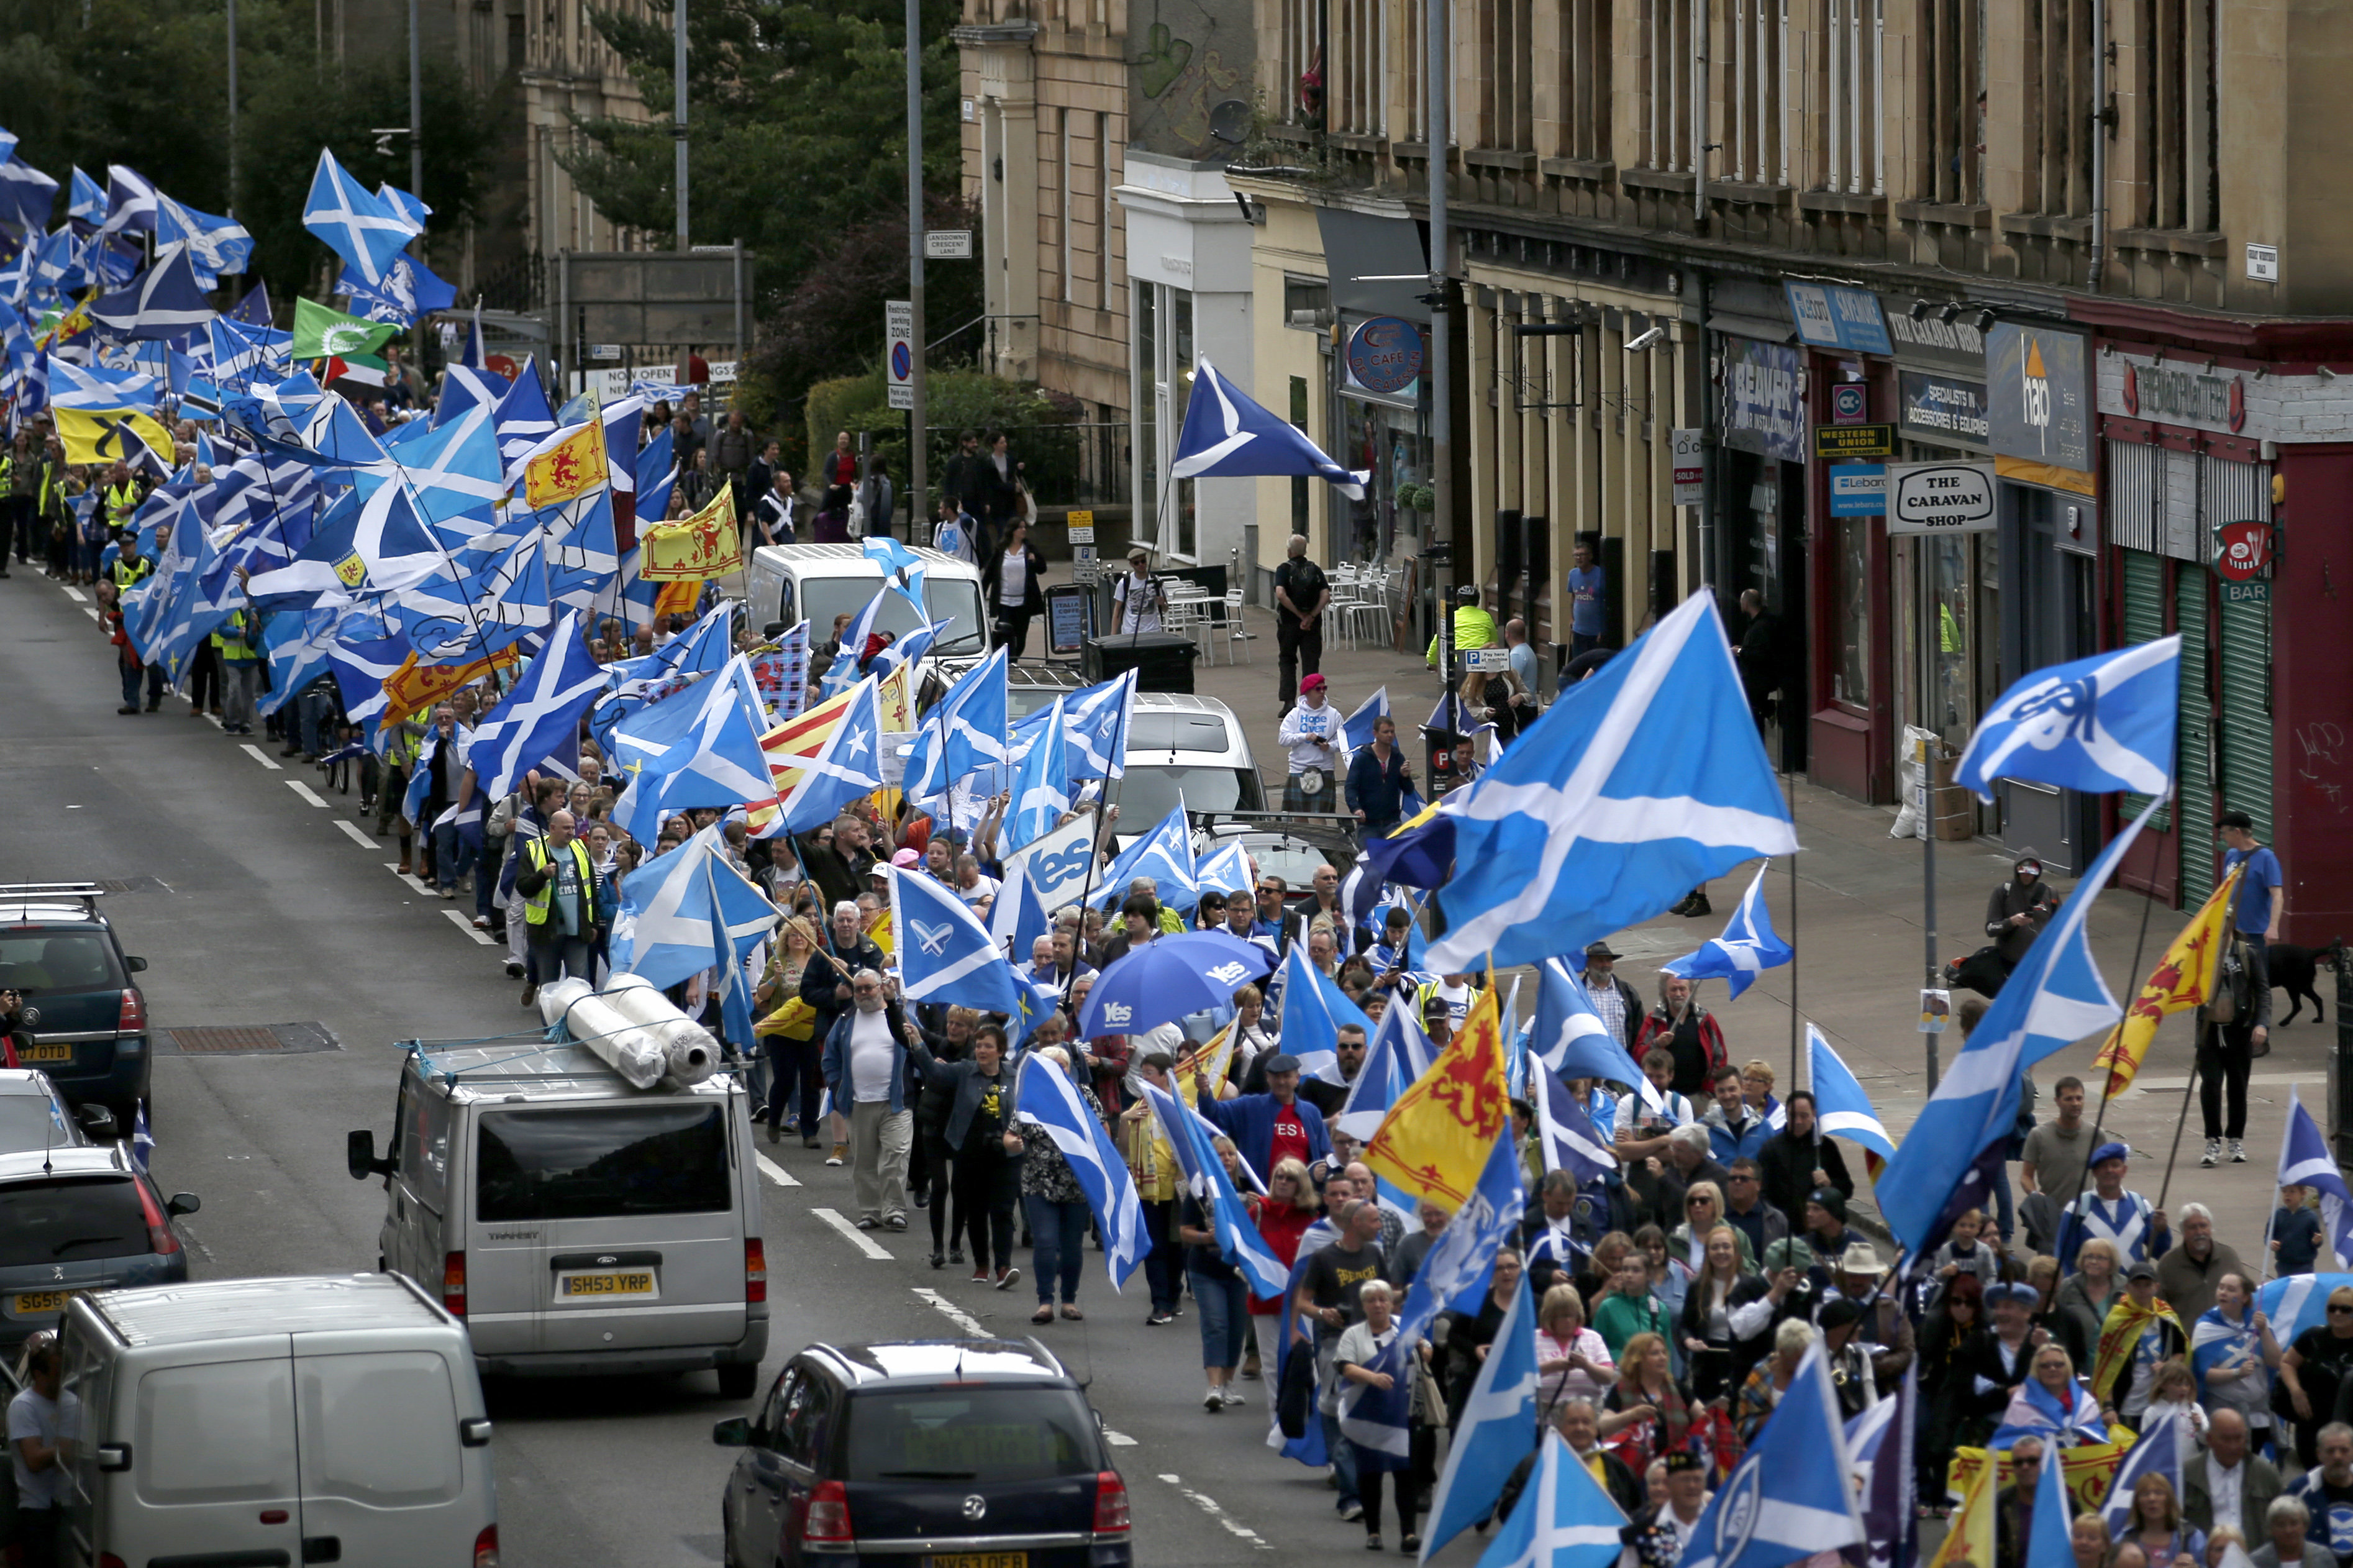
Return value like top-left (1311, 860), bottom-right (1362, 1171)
top-left (1170, 358), bottom-right (1369, 498)
top-left (1530, 957), bottom-right (1645, 1083)
top-left (1419, 1269), bottom-right (1542, 1561)
top-left (2090, 866), bottom-right (2242, 1097)
top-left (1427, 592), bottom-right (1798, 972)
top-left (1271, 938), bottom-right (1373, 1085)
top-left (1877, 795), bottom-right (2161, 1256)
top-left (1137, 1080), bottom-right (1289, 1297)
top-left (88, 248), bottom-right (213, 342)
top-left (1661, 862), bottom-right (1793, 1000)
top-left (1014, 1055), bottom-right (1149, 1290)
top-left (1088, 804), bottom-right (1198, 914)
top-left (303, 148), bottom-right (414, 288)
top-left (1676, 1341), bottom-right (1867, 1568)
top-left (1954, 634), bottom-right (2180, 802)
top-left (1807, 1024), bottom-right (1895, 1175)
top-left (612, 655), bottom-right (780, 845)
top-left (2279, 1088), bottom-right (2353, 1270)
top-left (465, 610), bottom-right (609, 799)
top-left (889, 867), bottom-right (1029, 1019)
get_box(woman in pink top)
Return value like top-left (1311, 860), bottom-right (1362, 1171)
top-left (1536, 1283), bottom-right (1616, 1410)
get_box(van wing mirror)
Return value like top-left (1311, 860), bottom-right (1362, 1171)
top-left (712, 1417), bottom-right (753, 1447)
top-left (458, 1417), bottom-right (493, 1447)
top-left (346, 1129), bottom-right (393, 1181)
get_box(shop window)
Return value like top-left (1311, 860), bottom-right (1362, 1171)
top-left (1834, 514), bottom-right (1871, 707)
top-left (1916, 0), bottom-right (1985, 205)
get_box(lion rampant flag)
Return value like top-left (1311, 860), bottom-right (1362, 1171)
top-left (2090, 865), bottom-right (2242, 1096)
top-left (640, 486), bottom-right (744, 581)
top-left (1363, 986), bottom-right (1510, 1207)
top-left (376, 647), bottom-right (522, 728)
top-left (522, 417), bottom-right (609, 510)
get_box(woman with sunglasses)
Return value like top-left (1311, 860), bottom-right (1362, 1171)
top-left (1245, 1157), bottom-right (1322, 1374)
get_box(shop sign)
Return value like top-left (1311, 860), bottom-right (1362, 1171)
top-left (1886, 461), bottom-right (1998, 534)
top-left (2120, 358), bottom-right (2247, 434)
top-left (1345, 317), bottom-right (1424, 395)
top-left (2222, 580), bottom-right (2271, 604)
top-left (1722, 338), bottom-right (1806, 463)
top-left (1898, 371), bottom-right (1991, 445)
top-left (1986, 323), bottom-right (2091, 473)
top-left (1785, 283), bottom-right (1893, 356)
top-left (1814, 423), bottom-right (1894, 461)
top-left (1828, 463), bottom-right (1886, 516)
top-left (2213, 519), bottom-right (2274, 581)
top-left (1879, 296), bottom-right (1990, 372)
top-left (1831, 384), bottom-right (1868, 424)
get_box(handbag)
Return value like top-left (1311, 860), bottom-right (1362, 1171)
top-left (2210, 939), bottom-right (2246, 1026)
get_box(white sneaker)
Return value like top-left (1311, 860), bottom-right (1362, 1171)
top-left (2230, 1139), bottom-right (2247, 1163)
top-left (1222, 1388), bottom-right (1247, 1406)
top-left (1203, 1387), bottom-right (1224, 1412)
top-left (2201, 1139), bottom-right (2219, 1168)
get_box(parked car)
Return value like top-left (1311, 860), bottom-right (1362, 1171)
top-left (0, 1144), bottom-right (196, 1354)
top-left (714, 1338), bottom-right (1133, 1568)
top-left (0, 1068), bottom-right (114, 1154)
top-left (0, 884), bottom-right (152, 1128)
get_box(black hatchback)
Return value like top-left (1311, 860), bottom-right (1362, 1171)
top-left (714, 1339), bottom-right (1134, 1568)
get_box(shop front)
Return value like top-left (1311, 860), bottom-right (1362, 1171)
top-left (1716, 330), bottom-right (1811, 776)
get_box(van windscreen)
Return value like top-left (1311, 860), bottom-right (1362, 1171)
top-left (0, 1177), bottom-right (150, 1265)
top-left (802, 575), bottom-right (986, 657)
top-left (475, 1103), bottom-right (730, 1221)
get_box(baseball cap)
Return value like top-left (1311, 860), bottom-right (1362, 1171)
top-left (2126, 1260), bottom-right (2159, 1283)
top-left (2219, 810), bottom-right (2255, 832)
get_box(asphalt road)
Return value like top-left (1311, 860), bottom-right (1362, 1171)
top-left (2, 572), bottom-right (1463, 1567)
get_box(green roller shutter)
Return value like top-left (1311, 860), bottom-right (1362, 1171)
top-left (2177, 570), bottom-right (2214, 905)
top-left (2119, 549), bottom-right (2170, 831)
top-left (2217, 589), bottom-right (2274, 844)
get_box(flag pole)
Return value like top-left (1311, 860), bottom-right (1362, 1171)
top-left (1788, 762), bottom-right (1800, 1091)
top-left (2258, 1087), bottom-right (2291, 1285)
top-left (2073, 754), bottom-right (2180, 1231)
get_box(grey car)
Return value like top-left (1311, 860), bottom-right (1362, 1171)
top-left (0, 1068), bottom-right (114, 1154)
top-left (0, 1145), bottom-right (198, 1354)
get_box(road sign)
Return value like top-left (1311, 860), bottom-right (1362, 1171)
top-left (1830, 384), bottom-right (1867, 424)
top-left (2221, 578), bottom-right (2271, 604)
top-left (589, 344), bottom-right (622, 362)
top-left (925, 230), bottom-right (974, 260)
top-left (1066, 508), bottom-right (1095, 545)
top-left (708, 360), bottom-right (739, 385)
top-left (1827, 463), bottom-right (1886, 516)
top-left (1671, 428), bottom-right (1704, 507)
top-left (1073, 545), bottom-right (1100, 584)
top-left (885, 301), bottom-right (914, 411)
top-left (1885, 460), bottom-right (1998, 534)
top-left (1814, 422), bottom-right (1896, 460)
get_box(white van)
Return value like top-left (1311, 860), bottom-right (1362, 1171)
top-left (59, 1273), bottom-right (498, 1568)
top-left (745, 542), bottom-right (991, 681)
top-left (347, 1040), bottom-right (768, 1396)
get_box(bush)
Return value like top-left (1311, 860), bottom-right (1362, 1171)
top-left (803, 368), bottom-right (1088, 511)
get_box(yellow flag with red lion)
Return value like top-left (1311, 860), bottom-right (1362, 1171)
top-left (1363, 987), bottom-right (1510, 1207)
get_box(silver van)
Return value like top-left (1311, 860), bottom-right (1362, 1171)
top-left (58, 1273), bottom-right (497, 1568)
top-left (347, 1040), bottom-right (768, 1397)
top-left (745, 542), bottom-right (991, 680)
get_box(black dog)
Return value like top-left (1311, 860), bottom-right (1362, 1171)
top-left (2269, 941), bottom-right (2342, 1026)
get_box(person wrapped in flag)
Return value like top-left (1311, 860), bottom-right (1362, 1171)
top-left (1988, 1341), bottom-right (2111, 1449)
top-left (2189, 1271), bottom-right (2282, 1431)
top-left (2090, 1261), bottom-right (2187, 1423)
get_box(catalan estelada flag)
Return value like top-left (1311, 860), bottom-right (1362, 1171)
top-left (744, 686), bottom-right (865, 834)
top-left (1363, 985), bottom-right (1509, 1207)
top-left (2090, 866), bottom-right (2242, 1096)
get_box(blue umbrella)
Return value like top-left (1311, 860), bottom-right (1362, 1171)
top-left (1075, 931), bottom-right (1275, 1037)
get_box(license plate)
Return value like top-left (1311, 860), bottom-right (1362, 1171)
top-left (927, 1556), bottom-right (1025, 1568)
top-left (557, 1271), bottom-right (654, 1298)
top-left (13, 1292), bottom-right (70, 1315)
top-left (17, 1044), bottom-right (71, 1063)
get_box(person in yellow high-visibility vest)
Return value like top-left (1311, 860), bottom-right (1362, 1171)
top-left (512, 810), bottom-right (601, 1005)
top-left (211, 601), bottom-right (263, 736)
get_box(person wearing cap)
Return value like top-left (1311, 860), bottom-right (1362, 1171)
top-left (1959, 1280), bottom-right (2050, 1439)
top-left (1755, 1091), bottom-right (1853, 1233)
top-left (2155, 1203), bottom-right (2247, 1327)
top-left (1814, 1297), bottom-right (1878, 1418)
top-left (1831, 1241), bottom-right (1914, 1392)
top-left (1623, 1449), bottom-right (1713, 1568)
top-left (1195, 1048), bottom-right (1331, 1189)
top-left (2220, 808), bottom-right (2285, 954)
top-left (2091, 1260), bottom-right (2187, 1423)
top-left (1798, 1188), bottom-right (1867, 1275)
top-left (1276, 673), bottom-right (1342, 812)
top-left (2058, 1141), bottom-right (2170, 1271)
top-left (1985, 849), bottom-right (2063, 972)
top-left (1112, 545), bottom-right (1162, 633)
top-left (1271, 532), bottom-right (1330, 711)
top-left (1424, 583), bottom-right (1498, 677)
top-left (1578, 940), bottom-right (1644, 1053)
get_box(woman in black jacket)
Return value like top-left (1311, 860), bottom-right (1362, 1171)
top-left (906, 1023), bottom-right (1022, 1285)
top-left (912, 1008), bottom-right (977, 1269)
top-left (1914, 1272), bottom-right (1987, 1511)
top-left (1675, 1227), bottom-right (1780, 1403)
top-left (1437, 1247), bottom-right (1523, 1428)
top-left (980, 519), bottom-right (1049, 659)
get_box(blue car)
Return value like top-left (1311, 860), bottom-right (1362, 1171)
top-left (0, 886), bottom-right (153, 1128)
top-left (714, 1339), bottom-right (1135, 1568)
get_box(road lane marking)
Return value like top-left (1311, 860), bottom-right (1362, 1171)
top-left (240, 744), bottom-right (283, 771)
top-left (1157, 1475), bottom-right (1268, 1547)
top-left (61, 586), bottom-right (85, 603)
top-left (442, 909), bottom-right (496, 944)
top-left (755, 1153), bottom-right (801, 1188)
top-left (1103, 1429), bottom-right (1137, 1447)
top-left (334, 820), bottom-right (376, 849)
top-left (383, 863), bottom-right (436, 896)
top-left (911, 1287), bottom-right (988, 1337)
top-left (811, 1207), bottom-right (894, 1260)
top-left (285, 780), bottom-right (330, 808)
top-left (83, 608), bottom-right (99, 622)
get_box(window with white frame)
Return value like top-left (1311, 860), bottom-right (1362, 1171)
top-left (1135, 281), bottom-right (1199, 559)
top-left (1641, 0), bottom-right (1693, 171)
top-left (1916, 0), bottom-right (1985, 206)
top-left (1825, 0), bottom-right (1885, 194)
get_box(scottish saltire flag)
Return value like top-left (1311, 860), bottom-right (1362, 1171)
top-left (1090, 805), bottom-right (1198, 913)
top-left (1194, 841), bottom-right (1254, 898)
top-left (1472, 1432), bottom-right (1625, 1568)
top-left (129, 1102), bottom-right (154, 1175)
top-left (47, 359), bottom-right (160, 413)
top-left (256, 605), bottom-right (343, 717)
top-left (706, 850), bottom-right (778, 1051)
top-left (2096, 1417), bottom-right (2183, 1541)
top-left (2259, 1274), bottom-right (2353, 1350)
top-left (1265, 1224), bottom-right (1335, 1470)
top-left (1808, 1025), bottom-right (1896, 1165)
top-left (542, 490), bottom-right (621, 611)
top-left (1006, 699), bottom-right (1073, 852)
top-left (1140, 1080), bottom-right (1290, 1297)
top-left (608, 824), bottom-right (757, 988)
top-left (1853, 1373), bottom-right (1917, 1568)
top-left (246, 483), bottom-right (444, 601)
top-left (1333, 1002), bottom-right (1437, 1141)
top-left (1395, 1131), bottom-right (1526, 1352)
top-left (493, 358), bottom-right (558, 467)
top-left (2021, 1410), bottom-right (2077, 1568)
top-left (380, 400), bottom-right (506, 531)
top-left (341, 253), bottom-right (455, 327)
top-left (1342, 686), bottom-right (1390, 756)
top-left (208, 317), bottom-right (293, 390)
top-left (891, 867), bottom-right (1029, 1016)
top-left (1422, 1270), bottom-right (1542, 1559)
top-left (155, 196), bottom-right (253, 288)
top-left (0, 160), bottom-right (57, 233)
top-left (1336, 1333), bottom-right (1415, 1471)
top-left (1954, 635), bottom-right (2180, 803)
top-left (99, 165), bottom-right (155, 234)
top-left (1678, 1342), bottom-right (1866, 1568)
top-left (612, 655), bottom-right (778, 844)
top-left (862, 534), bottom-right (929, 600)
top-left (1063, 668), bottom-right (1138, 780)
top-left (88, 248), bottom-right (213, 342)
top-left (1272, 940), bottom-right (1373, 1085)
top-left (1661, 862), bottom-right (1792, 1000)
top-left (66, 166), bottom-right (102, 224)
top-left (1531, 1064), bottom-right (1616, 1182)
top-left (393, 527), bottom-right (549, 661)
top-left (768, 677), bottom-right (886, 837)
top-left (2280, 1088), bottom-right (2353, 1269)
top-left (1531, 958), bottom-right (1645, 1083)
top-left (328, 632), bottom-right (408, 726)
top-left (987, 859), bottom-right (1051, 964)
top-left (467, 611), bottom-right (608, 798)
top-left (1170, 358), bottom-right (1369, 498)
top-left (904, 645), bottom-right (1010, 802)
top-left (303, 149), bottom-right (412, 288)
top-left (1426, 593), bottom-right (1799, 971)
top-left (1878, 796), bottom-right (2161, 1255)
top-left (1016, 1056), bottom-right (1149, 1290)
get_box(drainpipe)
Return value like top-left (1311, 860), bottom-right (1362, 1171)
top-left (2088, 0), bottom-right (2108, 291)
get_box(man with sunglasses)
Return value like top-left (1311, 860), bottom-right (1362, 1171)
top-left (2281, 1287), bottom-right (2353, 1468)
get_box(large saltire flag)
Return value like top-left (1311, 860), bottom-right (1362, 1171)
top-left (1363, 985), bottom-right (1510, 1208)
top-left (2088, 866), bottom-right (2242, 1097)
top-left (1954, 635), bottom-right (2181, 803)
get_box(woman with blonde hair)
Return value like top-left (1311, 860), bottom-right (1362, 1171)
top-left (2116, 1471), bottom-right (2204, 1567)
top-left (1245, 1157), bottom-right (1321, 1373)
top-left (1536, 1284), bottom-right (1616, 1410)
top-left (753, 917), bottom-right (822, 1146)
top-left (1600, 1330), bottom-right (1692, 1474)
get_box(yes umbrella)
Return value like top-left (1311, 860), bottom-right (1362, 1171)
top-left (1074, 930), bottom-right (1273, 1038)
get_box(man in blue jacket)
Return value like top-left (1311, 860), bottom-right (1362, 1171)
top-left (821, 970), bottom-right (921, 1231)
top-left (1344, 714), bottom-right (1414, 839)
top-left (1195, 1051), bottom-right (1331, 1183)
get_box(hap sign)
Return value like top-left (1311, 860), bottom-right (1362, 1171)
top-left (1885, 460), bottom-right (1997, 535)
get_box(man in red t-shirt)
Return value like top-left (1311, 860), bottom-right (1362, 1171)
top-left (1198, 1051), bottom-right (1332, 1185)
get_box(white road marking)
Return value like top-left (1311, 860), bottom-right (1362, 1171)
top-left (811, 1207), bottom-right (894, 1260)
top-left (239, 744), bottom-right (283, 771)
top-left (383, 864), bottom-right (436, 896)
top-left (755, 1153), bottom-right (801, 1188)
top-left (911, 1287), bottom-right (988, 1337)
top-left (443, 909), bottom-right (496, 944)
top-left (285, 780), bottom-right (331, 808)
top-left (61, 586), bottom-right (86, 603)
top-left (1157, 1475), bottom-right (1268, 1547)
top-left (82, 607), bottom-right (99, 622)
top-left (1103, 1429), bottom-right (1137, 1447)
top-left (334, 820), bottom-right (377, 849)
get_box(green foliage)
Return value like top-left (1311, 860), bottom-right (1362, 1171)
top-left (805, 368), bottom-right (1089, 511)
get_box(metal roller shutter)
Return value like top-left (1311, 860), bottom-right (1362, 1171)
top-left (2217, 589), bottom-right (2273, 844)
top-left (2110, 442), bottom-right (2159, 553)
top-left (2177, 568), bottom-right (2214, 904)
top-left (2118, 549), bottom-right (2170, 830)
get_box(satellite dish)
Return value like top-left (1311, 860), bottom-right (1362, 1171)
top-left (1207, 100), bottom-right (1252, 145)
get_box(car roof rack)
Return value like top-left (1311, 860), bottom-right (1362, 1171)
top-left (0, 883), bottom-right (107, 913)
